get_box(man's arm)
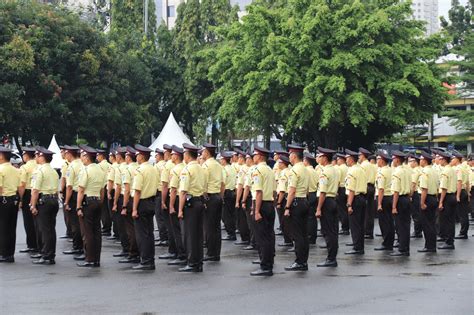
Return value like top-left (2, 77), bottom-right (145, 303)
top-left (392, 191), bottom-right (399, 215)
top-left (161, 182), bottom-right (169, 209)
top-left (377, 188), bottom-right (384, 211)
top-left (316, 192), bottom-right (326, 218)
top-left (169, 187), bottom-right (177, 214)
top-left (122, 183), bottom-right (130, 215)
top-left (132, 190), bottom-right (140, 219)
top-left (284, 186), bottom-right (296, 216)
top-left (76, 186), bottom-right (85, 217)
top-left (235, 184), bottom-right (243, 208)
top-left (178, 191), bottom-right (186, 219)
top-left (420, 188), bottom-right (428, 210)
top-left (255, 190), bottom-right (263, 221)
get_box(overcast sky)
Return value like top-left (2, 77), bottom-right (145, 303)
top-left (439, 0), bottom-right (468, 19)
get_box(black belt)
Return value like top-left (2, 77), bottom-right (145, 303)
top-left (308, 192), bottom-right (316, 195)
top-left (399, 194), bottom-right (409, 197)
top-left (262, 200), bottom-right (273, 204)
top-left (427, 194), bottom-right (437, 197)
top-left (86, 196), bottom-right (101, 201)
top-left (446, 193), bottom-right (455, 196)
top-left (294, 197), bottom-right (307, 201)
top-left (208, 193), bottom-right (220, 196)
top-left (1, 196), bottom-right (16, 202)
top-left (368, 183), bottom-right (375, 186)
top-left (190, 196), bottom-right (203, 202)
top-left (141, 196), bottom-right (155, 202)
top-left (41, 194), bottom-right (57, 199)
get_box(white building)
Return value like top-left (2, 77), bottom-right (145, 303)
top-left (411, 0), bottom-right (439, 35)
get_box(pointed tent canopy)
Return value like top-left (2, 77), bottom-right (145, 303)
top-left (48, 134), bottom-right (64, 169)
top-left (149, 113), bottom-right (193, 151)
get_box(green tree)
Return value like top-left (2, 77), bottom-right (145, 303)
top-left (207, 0), bottom-right (449, 148)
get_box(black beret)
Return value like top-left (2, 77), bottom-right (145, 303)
top-left (253, 145), bottom-right (270, 156)
top-left (419, 151), bottom-right (433, 161)
top-left (279, 155), bottom-right (290, 165)
top-left (183, 143), bottom-right (199, 153)
top-left (163, 144), bottom-right (172, 152)
top-left (376, 151), bottom-right (391, 162)
top-left (35, 146), bottom-right (55, 157)
top-left (287, 144), bottom-right (304, 152)
top-left (304, 152), bottom-right (316, 160)
top-left (358, 147), bottom-right (372, 156)
top-left (345, 149), bottom-right (359, 157)
top-left (171, 145), bottom-right (184, 155)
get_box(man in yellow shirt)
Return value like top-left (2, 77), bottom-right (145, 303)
top-left (29, 147), bottom-right (59, 265)
top-left (153, 148), bottom-right (168, 246)
top-left (344, 149), bottom-right (367, 255)
top-left (250, 146), bottom-right (275, 276)
top-left (275, 150), bottom-right (289, 239)
top-left (0, 147), bottom-right (20, 263)
top-left (451, 152), bottom-right (469, 239)
top-left (303, 152), bottom-right (318, 245)
top-left (234, 149), bottom-right (251, 245)
top-left (63, 145), bottom-right (84, 257)
top-left (408, 155), bottom-right (423, 238)
top-left (18, 147), bottom-right (39, 253)
top-left (437, 151), bottom-right (457, 249)
top-left (178, 143), bottom-right (206, 272)
top-left (221, 151), bottom-right (237, 244)
top-left (58, 146), bottom-right (72, 239)
top-left (374, 152), bottom-right (394, 251)
top-left (96, 149), bottom-right (112, 237)
top-left (76, 146), bottom-right (105, 267)
top-left (276, 155), bottom-right (292, 247)
top-left (201, 143), bottom-right (225, 260)
top-left (390, 151), bottom-right (411, 256)
top-left (417, 152), bottom-right (439, 252)
top-left (284, 144), bottom-right (309, 272)
top-left (106, 151), bottom-right (119, 240)
top-left (469, 155), bottom-right (473, 226)
top-left (336, 153), bottom-right (350, 235)
top-left (359, 148), bottom-right (377, 239)
top-left (241, 152), bottom-right (257, 250)
top-left (315, 147), bottom-right (339, 267)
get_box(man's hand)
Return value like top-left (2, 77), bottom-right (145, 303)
top-left (31, 207), bottom-right (38, 216)
top-left (421, 203), bottom-right (427, 210)
top-left (178, 210), bottom-right (183, 219)
top-left (77, 209), bottom-right (84, 218)
top-left (347, 206), bottom-right (353, 215)
top-left (64, 204), bottom-right (71, 211)
top-left (242, 202), bottom-right (246, 210)
top-left (112, 204), bottom-right (117, 212)
top-left (18, 201), bottom-right (22, 211)
top-left (235, 202), bottom-right (240, 208)
top-left (132, 210), bottom-right (139, 219)
top-left (392, 207), bottom-right (398, 215)
top-left (377, 206), bottom-right (383, 213)
top-left (284, 209), bottom-right (290, 217)
top-left (316, 209), bottom-right (321, 218)
top-left (456, 196), bottom-right (460, 203)
top-left (255, 211), bottom-right (262, 222)
top-left (169, 207), bottom-right (176, 215)
top-left (161, 202), bottom-right (168, 210)
top-left (121, 208), bottom-right (127, 216)
top-left (107, 193), bottom-right (112, 200)
top-left (438, 202), bottom-right (444, 211)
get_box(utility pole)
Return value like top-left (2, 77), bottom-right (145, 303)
top-left (144, 0), bottom-right (149, 35)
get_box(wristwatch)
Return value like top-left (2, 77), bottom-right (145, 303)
top-left (346, 204), bottom-right (352, 208)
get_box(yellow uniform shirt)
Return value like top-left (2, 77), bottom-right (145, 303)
top-left (418, 165), bottom-right (439, 195)
top-left (337, 164), bottom-right (348, 188)
top-left (306, 165), bottom-right (318, 193)
top-left (203, 158), bottom-right (224, 194)
top-left (411, 166), bottom-right (421, 189)
top-left (469, 165), bottom-right (474, 188)
top-left (376, 166), bottom-right (393, 196)
top-left (32, 163), bottom-right (58, 195)
top-left (107, 162), bottom-right (117, 183)
top-left (273, 162), bottom-right (280, 183)
top-left (60, 160), bottom-right (69, 179)
top-left (20, 160), bottom-right (37, 189)
top-left (288, 162), bottom-right (309, 198)
top-left (391, 166), bottom-right (410, 195)
top-left (132, 163), bottom-right (158, 199)
top-left (154, 160), bottom-right (166, 191)
top-left (455, 164), bottom-right (469, 190)
top-left (161, 159), bottom-right (174, 185)
top-left (345, 164), bottom-right (367, 195)
top-left (122, 163), bottom-right (138, 196)
top-left (360, 160), bottom-right (376, 185)
top-left (98, 160), bottom-right (110, 186)
top-left (169, 162), bottom-right (185, 190)
top-left (224, 164), bottom-right (237, 190)
top-left (439, 165), bottom-right (457, 194)
top-left (0, 162), bottom-right (20, 196)
top-left (114, 162), bottom-right (127, 187)
top-left (251, 162), bottom-right (274, 201)
top-left (277, 168), bottom-right (289, 193)
top-left (66, 159), bottom-right (83, 192)
top-left (78, 163), bottom-right (105, 197)
top-left (179, 161), bottom-right (206, 197)
top-left (317, 164), bottom-right (338, 198)
top-left (236, 164), bottom-right (248, 187)
top-left (232, 162), bottom-right (240, 175)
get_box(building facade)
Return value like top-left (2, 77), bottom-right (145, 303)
top-left (410, 0), bottom-right (439, 36)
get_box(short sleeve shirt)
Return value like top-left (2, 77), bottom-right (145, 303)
top-left (32, 163), bottom-right (58, 195)
top-left (287, 162), bottom-right (309, 198)
top-left (179, 161), bottom-right (205, 196)
top-left (78, 163), bottom-right (104, 197)
top-left (0, 162), bottom-right (20, 196)
top-left (20, 160), bottom-right (37, 189)
top-left (132, 163), bottom-right (159, 199)
top-left (376, 166), bottom-right (393, 196)
top-left (252, 162), bottom-right (274, 201)
top-left (317, 164), bottom-right (338, 198)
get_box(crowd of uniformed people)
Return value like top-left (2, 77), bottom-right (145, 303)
top-left (0, 143), bottom-right (472, 276)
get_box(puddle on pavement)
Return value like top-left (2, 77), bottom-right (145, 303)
top-left (426, 260), bottom-right (469, 266)
top-left (399, 272), bottom-right (434, 277)
top-left (325, 274), bottom-right (372, 278)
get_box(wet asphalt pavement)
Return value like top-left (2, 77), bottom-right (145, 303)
top-left (1, 213), bottom-right (472, 314)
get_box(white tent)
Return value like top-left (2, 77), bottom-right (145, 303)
top-left (47, 134), bottom-right (64, 169)
top-left (149, 113), bottom-right (193, 151)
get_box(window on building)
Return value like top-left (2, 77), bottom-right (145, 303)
top-left (167, 5), bottom-right (175, 18)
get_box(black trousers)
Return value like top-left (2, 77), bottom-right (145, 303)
top-left (134, 198), bottom-right (156, 265)
top-left (470, 187), bottom-right (474, 219)
top-left (154, 193), bottom-right (168, 241)
top-left (37, 198), bottom-right (59, 260)
top-left (336, 187), bottom-right (349, 231)
top-left (364, 184), bottom-right (376, 236)
top-left (394, 195), bottom-right (411, 253)
top-left (420, 195), bottom-right (437, 250)
top-left (457, 189), bottom-right (469, 236)
top-left (411, 192), bottom-right (422, 235)
top-left (21, 189), bottom-right (38, 250)
top-left (237, 202), bottom-right (250, 242)
top-left (108, 189), bottom-right (119, 237)
top-left (183, 198), bottom-right (204, 267)
top-left (62, 188), bottom-right (72, 238)
top-left (0, 197), bottom-right (18, 258)
top-left (349, 194), bottom-right (366, 251)
top-left (378, 196), bottom-right (394, 249)
top-left (440, 194), bottom-right (457, 245)
top-left (277, 197), bottom-right (292, 244)
top-left (68, 192), bottom-right (83, 250)
top-left (320, 197), bottom-right (338, 261)
top-left (169, 198), bottom-right (186, 259)
top-left (79, 199), bottom-right (102, 263)
top-left (123, 200), bottom-right (139, 257)
top-left (101, 186), bottom-right (112, 234)
top-left (307, 192), bottom-right (318, 242)
top-left (254, 201), bottom-right (275, 271)
top-left (222, 189), bottom-right (236, 237)
top-left (245, 196), bottom-right (256, 247)
top-left (205, 194), bottom-right (222, 258)
top-left (116, 195), bottom-right (129, 252)
top-left (289, 198), bottom-right (309, 264)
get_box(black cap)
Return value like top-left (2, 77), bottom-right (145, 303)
top-left (115, 147), bottom-right (127, 157)
top-left (358, 147), bottom-right (372, 156)
top-left (134, 144), bottom-right (152, 156)
top-left (202, 143), bottom-right (217, 153)
top-left (317, 147), bottom-right (336, 157)
top-left (155, 148), bottom-right (164, 155)
top-left (125, 146), bottom-right (137, 156)
top-left (35, 146), bottom-right (55, 157)
top-left (407, 154), bottom-right (420, 162)
top-left (287, 144), bottom-right (304, 153)
top-left (419, 151), bottom-right (433, 161)
top-left (253, 145), bottom-right (270, 157)
top-left (235, 148), bottom-right (246, 157)
top-left (163, 144), bottom-right (172, 152)
top-left (171, 145), bottom-right (184, 155)
top-left (345, 149), bottom-right (359, 158)
top-left (438, 151), bottom-right (452, 161)
top-left (183, 143), bottom-right (199, 153)
top-left (221, 151), bottom-right (233, 159)
top-left (79, 145), bottom-right (97, 158)
top-left (336, 153), bottom-right (346, 160)
top-left (391, 150), bottom-right (406, 159)
top-left (22, 147), bottom-right (36, 154)
top-left (274, 150), bottom-right (289, 157)
top-left (245, 151), bottom-right (254, 159)
top-left (96, 148), bottom-right (107, 156)
top-left (279, 155), bottom-right (290, 165)
top-left (303, 152), bottom-right (316, 161)
top-left (451, 152), bottom-right (464, 159)
top-left (63, 145), bottom-right (80, 154)
top-left (368, 155), bottom-right (376, 161)
top-left (376, 151), bottom-right (391, 162)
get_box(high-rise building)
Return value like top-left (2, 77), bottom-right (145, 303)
top-left (410, 0), bottom-right (439, 35)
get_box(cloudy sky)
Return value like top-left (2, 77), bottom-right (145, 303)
top-left (439, 0), bottom-right (468, 18)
